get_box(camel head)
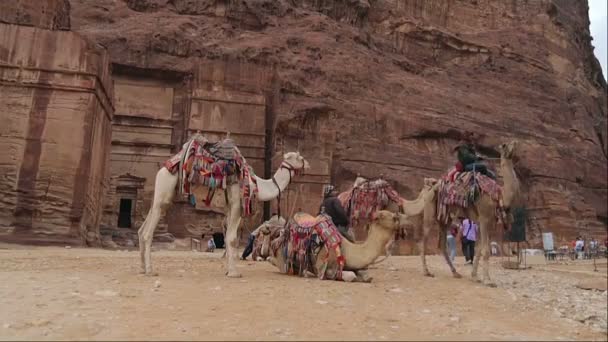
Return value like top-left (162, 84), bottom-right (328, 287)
top-left (371, 210), bottom-right (402, 232)
top-left (353, 176), bottom-right (368, 187)
top-left (423, 177), bottom-right (438, 190)
top-left (282, 152), bottom-right (310, 172)
top-left (498, 141), bottom-right (517, 160)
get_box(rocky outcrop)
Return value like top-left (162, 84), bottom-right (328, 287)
top-left (0, 2), bottom-right (113, 246)
top-left (68, 0), bottom-right (607, 247)
top-left (0, 0), bottom-right (71, 30)
top-left (2, 0), bottom-right (605, 249)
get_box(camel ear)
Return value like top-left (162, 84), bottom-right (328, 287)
top-left (424, 178), bottom-right (437, 186)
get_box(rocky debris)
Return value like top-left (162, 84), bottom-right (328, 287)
top-left (154, 280), bottom-right (161, 289)
top-left (493, 268), bottom-right (607, 332)
top-left (576, 280), bottom-right (607, 291)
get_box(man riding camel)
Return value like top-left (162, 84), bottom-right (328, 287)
top-left (320, 185), bottom-right (355, 242)
top-left (452, 137), bottom-right (496, 180)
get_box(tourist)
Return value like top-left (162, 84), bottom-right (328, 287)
top-left (320, 185), bottom-right (354, 242)
top-left (491, 241), bottom-right (499, 256)
top-left (207, 236), bottom-right (216, 253)
top-left (446, 223), bottom-right (458, 262)
top-left (452, 137), bottom-right (496, 180)
top-left (574, 237), bottom-right (584, 259)
top-left (460, 217), bottom-right (478, 264)
top-left (241, 213), bottom-right (285, 260)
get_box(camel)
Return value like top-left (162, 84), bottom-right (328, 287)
top-left (138, 142), bottom-right (310, 277)
top-left (268, 210), bottom-right (404, 282)
top-left (419, 141), bottom-right (521, 286)
top-left (340, 176), bottom-right (438, 269)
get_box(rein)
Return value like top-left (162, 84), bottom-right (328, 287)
top-left (272, 159), bottom-right (304, 221)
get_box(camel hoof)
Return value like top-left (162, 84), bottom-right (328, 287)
top-left (452, 272), bottom-right (462, 279)
top-left (484, 281), bottom-right (497, 288)
top-left (424, 272), bottom-right (435, 278)
top-left (226, 272), bottom-right (242, 278)
top-left (145, 272), bottom-right (159, 277)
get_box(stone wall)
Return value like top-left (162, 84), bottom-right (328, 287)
top-left (0, 22), bottom-right (113, 245)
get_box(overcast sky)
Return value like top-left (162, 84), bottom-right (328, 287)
top-left (589, 0), bottom-right (607, 78)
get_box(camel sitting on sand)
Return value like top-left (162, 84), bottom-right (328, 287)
top-left (268, 210), bottom-right (406, 282)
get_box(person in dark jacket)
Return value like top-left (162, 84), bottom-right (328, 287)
top-left (320, 185), bottom-right (354, 242)
top-left (453, 140), bottom-right (496, 179)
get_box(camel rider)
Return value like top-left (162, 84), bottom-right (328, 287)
top-left (453, 140), bottom-right (496, 180)
top-left (320, 185), bottom-right (355, 242)
top-left (241, 213), bottom-right (285, 260)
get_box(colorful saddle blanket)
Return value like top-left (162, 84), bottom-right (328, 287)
top-left (163, 133), bottom-right (257, 216)
top-left (436, 171), bottom-right (504, 224)
top-left (273, 213), bottom-right (345, 280)
top-left (338, 178), bottom-right (402, 223)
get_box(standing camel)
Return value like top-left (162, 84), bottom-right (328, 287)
top-left (423, 141), bottom-right (521, 286)
top-left (138, 148), bottom-right (309, 277)
top-left (339, 176), bottom-right (438, 272)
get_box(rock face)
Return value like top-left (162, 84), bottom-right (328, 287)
top-left (1, 0), bottom-right (605, 250)
top-left (0, 0), bottom-right (113, 246)
top-left (0, 0), bottom-right (71, 30)
top-left (68, 0), bottom-right (606, 248)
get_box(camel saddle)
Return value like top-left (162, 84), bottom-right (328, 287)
top-left (274, 213), bottom-right (345, 280)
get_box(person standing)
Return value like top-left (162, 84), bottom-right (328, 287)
top-left (446, 223), bottom-right (458, 262)
top-left (460, 217), bottom-right (478, 264)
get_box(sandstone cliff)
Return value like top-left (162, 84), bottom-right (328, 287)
top-left (68, 0), bottom-right (607, 245)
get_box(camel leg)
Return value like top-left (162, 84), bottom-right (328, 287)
top-left (418, 227), bottom-right (434, 277)
top-left (418, 219), bottom-right (433, 277)
top-left (138, 168), bottom-right (177, 275)
top-left (225, 183), bottom-right (242, 278)
top-left (479, 212), bottom-right (496, 287)
top-left (355, 270), bottom-right (373, 283)
top-left (438, 224), bottom-right (461, 278)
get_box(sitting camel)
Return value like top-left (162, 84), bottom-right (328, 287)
top-left (268, 210), bottom-right (404, 282)
top-left (138, 134), bottom-right (309, 277)
top-left (414, 141), bottom-right (520, 287)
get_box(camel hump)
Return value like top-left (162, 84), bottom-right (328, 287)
top-left (293, 212), bottom-right (328, 228)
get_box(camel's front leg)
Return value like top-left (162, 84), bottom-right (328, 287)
top-left (418, 219), bottom-right (433, 277)
top-left (225, 184), bottom-right (242, 278)
top-left (138, 205), bottom-right (162, 276)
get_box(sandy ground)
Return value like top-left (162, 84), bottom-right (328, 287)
top-left (0, 244), bottom-right (606, 341)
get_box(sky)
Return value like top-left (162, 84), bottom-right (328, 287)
top-left (589, 0), bottom-right (607, 78)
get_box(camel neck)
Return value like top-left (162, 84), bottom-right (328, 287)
top-left (341, 223), bottom-right (393, 270)
top-left (254, 164), bottom-right (294, 202)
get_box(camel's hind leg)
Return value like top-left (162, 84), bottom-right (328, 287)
top-left (138, 167), bottom-right (177, 275)
top-left (224, 183), bottom-right (242, 278)
top-left (438, 223), bottom-right (461, 278)
top-left (479, 209), bottom-right (496, 287)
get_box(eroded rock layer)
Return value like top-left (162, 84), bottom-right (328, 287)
top-left (1, 0), bottom-right (606, 250)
